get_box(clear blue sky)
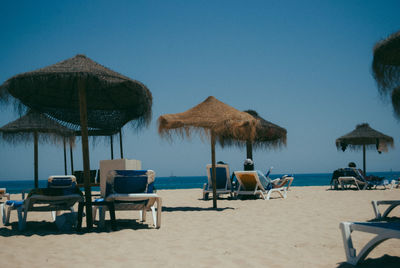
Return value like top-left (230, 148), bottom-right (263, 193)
top-left (0, 0), bottom-right (399, 179)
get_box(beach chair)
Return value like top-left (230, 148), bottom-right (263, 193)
top-left (92, 170), bottom-right (162, 229)
top-left (3, 176), bottom-right (83, 231)
top-left (338, 176), bottom-right (369, 190)
top-left (338, 169), bottom-right (390, 190)
top-left (234, 171), bottom-right (289, 200)
top-left (0, 188), bottom-right (10, 225)
top-left (371, 200), bottom-right (400, 219)
top-left (339, 221), bottom-right (400, 265)
top-left (203, 164), bottom-right (232, 200)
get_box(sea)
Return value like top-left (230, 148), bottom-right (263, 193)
top-left (1, 171), bottom-right (399, 194)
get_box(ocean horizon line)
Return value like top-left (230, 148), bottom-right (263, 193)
top-left (1, 170), bottom-right (399, 181)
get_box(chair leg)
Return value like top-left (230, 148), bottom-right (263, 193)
top-left (92, 206), bottom-right (98, 222)
top-left (99, 207), bottom-right (106, 228)
top-left (340, 222), bottom-right (357, 265)
top-left (371, 200), bottom-right (381, 219)
top-left (5, 206), bottom-right (12, 225)
top-left (17, 207), bottom-right (26, 231)
top-left (0, 203), bottom-right (4, 225)
top-left (141, 209), bottom-right (147, 222)
top-left (282, 188), bottom-right (287, 199)
top-left (156, 198), bottom-right (162, 228)
top-left (151, 206), bottom-right (157, 227)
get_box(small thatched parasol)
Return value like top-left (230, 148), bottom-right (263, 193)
top-left (335, 123), bottom-right (394, 175)
top-left (0, 110), bottom-right (75, 188)
top-left (243, 110), bottom-right (287, 164)
top-left (158, 96), bottom-right (258, 208)
top-left (0, 54), bottom-right (152, 229)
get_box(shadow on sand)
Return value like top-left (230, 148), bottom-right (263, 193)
top-left (162, 206), bottom-right (234, 212)
top-left (336, 255), bottom-right (400, 268)
top-left (0, 218), bottom-right (160, 236)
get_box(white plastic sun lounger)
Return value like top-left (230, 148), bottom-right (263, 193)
top-left (3, 176), bottom-right (83, 231)
top-left (0, 188), bottom-right (10, 225)
top-left (234, 171), bottom-right (288, 200)
top-left (371, 200), bottom-right (400, 219)
top-left (203, 164), bottom-right (232, 200)
top-left (93, 170), bottom-right (162, 229)
top-left (339, 221), bottom-right (400, 265)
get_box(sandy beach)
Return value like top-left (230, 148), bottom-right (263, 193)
top-left (1, 186), bottom-right (399, 267)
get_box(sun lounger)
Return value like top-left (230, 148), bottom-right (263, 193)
top-left (203, 164), bottom-right (232, 200)
top-left (339, 168), bottom-right (392, 190)
top-left (93, 170), bottom-right (162, 229)
top-left (0, 188), bottom-right (10, 225)
top-left (339, 221), bottom-right (400, 265)
top-left (338, 176), bottom-right (369, 190)
top-left (3, 176), bottom-right (83, 231)
top-left (234, 171), bottom-right (289, 200)
top-left (371, 200), bottom-right (400, 219)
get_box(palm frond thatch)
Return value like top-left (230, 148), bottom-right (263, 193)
top-left (372, 30), bottom-right (400, 94)
top-left (0, 110), bottom-right (75, 145)
top-left (335, 123), bottom-right (394, 152)
top-left (392, 87), bottom-right (400, 120)
top-left (158, 96), bottom-right (258, 146)
top-left (244, 110), bottom-right (287, 149)
top-left (0, 54), bottom-right (152, 132)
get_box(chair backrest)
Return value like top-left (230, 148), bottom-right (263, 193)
top-left (46, 175), bottom-right (78, 195)
top-left (234, 171), bottom-right (263, 191)
top-left (48, 175), bottom-right (77, 188)
top-left (105, 170), bottom-right (155, 197)
top-left (73, 170), bottom-right (98, 184)
top-left (0, 188), bottom-right (6, 199)
top-left (206, 164), bottom-right (231, 190)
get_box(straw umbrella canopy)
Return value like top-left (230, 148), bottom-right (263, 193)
top-left (0, 54), bottom-right (152, 229)
top-left (243, 110), bottom-right (287, 163)
top-left (372, 30), bottom-right (400, 117)
top-left (158, 96), bottom-right (258, 209)
top-left (0, 110), bottom-right (75, 188)
top-left (372, 30), bottom-right (400, 95)
top-left (335, 123), bottom-right (394, 175)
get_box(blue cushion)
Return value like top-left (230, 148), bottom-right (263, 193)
top-left (114, 170), bottom-right (148, 177)
top-left (208, 167), bottom-right (229, 189)
top-left (48, 177), bottom-right (76, 188)
top-left (6, 200), bottom-right (24, 208)
top-left (114, 176), bottom-right (147, 193)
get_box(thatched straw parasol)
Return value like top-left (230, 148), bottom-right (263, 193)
top-left (372, 30), bottom-right (400, 94)
top-left (392, 87), bottom-right (400, 120)
top-left (335, 123), bottom-right (394, 175)
top-left (243, 110), bottom-right (287, 164)
top-left (158, 96), bottom-right (258, 208)
top-left (0, 110), bottom-right (75, 188)
top-left (372, 30), bottom-right (400, 118)
top-left (0, 54), bottom-right (152, 229)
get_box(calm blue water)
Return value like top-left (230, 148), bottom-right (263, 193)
top-left (1, 171), bottom-right (399, 194)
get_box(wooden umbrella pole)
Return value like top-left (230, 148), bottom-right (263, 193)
top-left (34, 131), bottom-right (39, 188)
top-left (246, 140), bottom-right (253, 160)
top-left (69, 141), bottom-right (74, 174)
top-left (78, 79), bottom-right (93, 229)
top-left (110, 135), bottom-right (114, 160)
top-left (63, 137), bottom-right (67, 175)
top-left (363, 144), bottom-right (366, 176)
top-left (119, 129), bottom-right (123, 159)
top-left (211, 132), bottom-right (217, 209)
